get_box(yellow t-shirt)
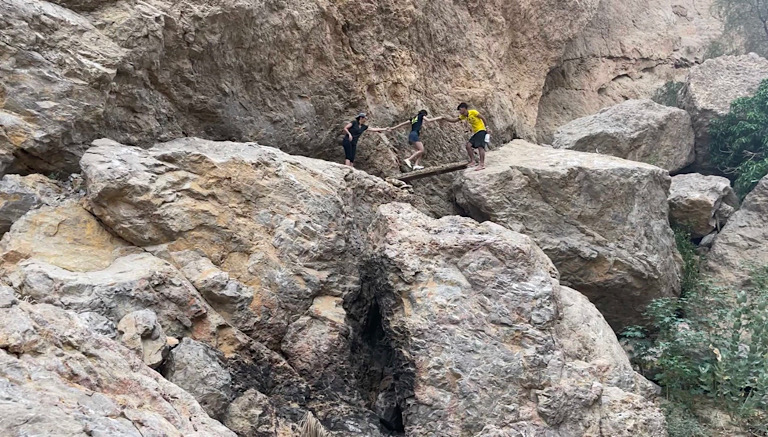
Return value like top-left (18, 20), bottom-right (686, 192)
top-left (459, 109), bottom-right (486, 133)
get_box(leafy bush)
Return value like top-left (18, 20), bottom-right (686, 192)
top-left (663, 402), bottom-right (710, 437)
top-left (709, 79), bottom-right (768, 198)
top-left (624, 267), bottom-right (768, 433)
top-left (673, 226), bottom-right (700, 295)
top-left (652, 81), bottom-right (684, 108)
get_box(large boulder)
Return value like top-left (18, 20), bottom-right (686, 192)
top-left (668, 173), bottom-right (739, 238)
top-left (164, 338), bottom-right (234, 421)
top-left (80, 138), bottom-right (418, 349)
top-left (117, 309), bottom-right (169, 369)
top-left (453, 140), bottom-right (682, 329)
top-left (358, 203), bottom-right (665, 436)
top-left (0, 299), bottom-right (235, 436)
top-left (706, 174), bottom-right (768, 286)
top-left (553, 99), bottom-right (695, 172)
top-left (678, 53), bottom-right (768, 170)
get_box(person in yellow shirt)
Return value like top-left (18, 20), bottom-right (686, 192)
top-left (443, 102), bottom-right (489, 170)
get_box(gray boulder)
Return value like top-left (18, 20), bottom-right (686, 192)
top-left (553, 99), bottom-right (695, 172)
top-left (164, 338), bottom-right (234, 420)
top-left (706, 174), bottom-right (768, 286)
top-left (668, 173), bottom-right (739, 238)
top-left (0, 174), bottom-right (64, 235)
top-left (454, 140), bottom-right (682, 329)
top-left (0, 301), bottom-right (235, 436)
top-left (224, 389), bottom-right (278, 437)
top-left (678, 53), bottom-right (768, 170)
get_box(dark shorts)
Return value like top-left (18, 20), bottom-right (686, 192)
top-left (342, 138), bottom-right (357, 162)
top-left (468, 130), bottom-right (487, 149)
top-left (408, 131), bottom-right (420, 143)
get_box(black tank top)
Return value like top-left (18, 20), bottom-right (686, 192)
top-left (410, 113), bottom-right (425, 134)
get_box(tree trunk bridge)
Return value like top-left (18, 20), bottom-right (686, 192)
top-left (393, 161), bottom-right (469, 182)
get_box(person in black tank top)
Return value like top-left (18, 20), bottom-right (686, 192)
top-left (390, 110), bottom-right (443, 170)
top-left (341, 113), bottom-right (389, 167)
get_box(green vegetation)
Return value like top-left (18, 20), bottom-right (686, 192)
top-left (713, 0), bottom-right (768, 57)
top-left (624, 266), bottom-right (768, 435)
top-left (651, 81), bottom-right (684, 108)
top-left (673, 226), bottom-right (700, 295)
top-left (709, 78), bottom-right (768, 198)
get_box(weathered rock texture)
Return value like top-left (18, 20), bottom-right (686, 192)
top-left (678, 53), bottom-right (768, 169)
top-left (535, 0), bottom-right (724, 143)
top-left (0, 299), bottom-right (236, 436)
top-left (668, 173), bottom-right (739, 238)
top-left (117, 309), bottom-right (169, 369)
top-left (706, 174), bottom-right (768, 286)
top-left (454, 140), bottom-right (682, 329)
top-left (1, 0), bottom-right (614, 177)
top-left (0, 174), bottom-right (64, 235)
top-left (359, 202), bottom-right (665, 436)
top-left (553, 99), bottom-right (695, 172)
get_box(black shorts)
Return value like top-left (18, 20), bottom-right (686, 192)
top-left (408, 131), bottom-right (420, 143)
top-left (342, 138), bottom-right (357, 162)
top-left (469, 130), bottom-right (487, 149)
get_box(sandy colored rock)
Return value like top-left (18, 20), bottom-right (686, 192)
top-left (678, 53), bottom-right (768, 169)
top-left (453, 140), bottom-right (682, 329)
top-left (358, 202), bottom-right (665, 436)
top-left (81, 138), bottom-right (418, 349)
top-left (1, 0), bottom-right (609, 177)
top-left (706, 174), bottom-right (768, 286)
top-left (668, 173), bottom-right (739, 238)
top-left (0, 300), bottom-right (236, 437)
top-left (553, 99), bottom-right (695, 172)
top-left (224, 389), bottom-right (279, 437)
top-left (0, 174), bottom-right (65, 235)
top-left (117, 309), bottom-right (169, 369)
top-left (536, 0), bottom-right (724, 143)
top-left (0, 202), bottom-right (130, 272)
top-left (164, 338), bottom-right (234, 420)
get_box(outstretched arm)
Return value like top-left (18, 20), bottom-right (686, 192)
top-left (390, 120), bottom-right (411, 130)
top-left (343, 123), bottom-right (353, 140)
top-left (368, 127), bottom-right (389, 133)
top-left (442, 116), bottom-right (460, 123)
top-left (425, 116), bottom-right (444, 123)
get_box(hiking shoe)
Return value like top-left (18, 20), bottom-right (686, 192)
top-left (404, 158), bottom-right (412, 169)
top-left (413, 165), bottom-right (425, 170)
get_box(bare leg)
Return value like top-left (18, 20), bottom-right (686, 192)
top-left (408, 142), bottom-right (425, 166)
top-left (465, 143), bottom-right (476, 166)
top-left (475, 146), bottom-right (486, 171)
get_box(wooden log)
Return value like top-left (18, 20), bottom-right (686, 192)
top-left (393, 161), bottom-right (469, 182)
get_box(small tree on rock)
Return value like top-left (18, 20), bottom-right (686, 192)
top-left (709, 78), bottom-right (768, 198)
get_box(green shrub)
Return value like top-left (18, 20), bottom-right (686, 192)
top-left (709, 79), bottom-right (768, 198)
top-left (673, 226), bottom-right (700, 295)
top-left (652, 81), bottom-right (684, 108)
top-left (663, 401), bottom-right (710, 437)
top-left (624, 267), bottom-right (768, 432)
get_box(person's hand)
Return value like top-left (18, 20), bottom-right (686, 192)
top-left (348, 134), bottom-right (353, 140)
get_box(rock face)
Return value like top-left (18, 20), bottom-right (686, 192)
top-left (359, 202), bottom-right (665, 436)
top-left (668, 173), bottom-right (739, 238)
top-left (453, 140), bottom-right (682, 329)
top-left (553, 99), bottom-right (695, 172)
top-left (0, 299), bottom-right (236, 437)
top-left (0, 174), bottom-right (64, 235)
top-left (117, 309), bottom-right (169, 369)
top-left (678, 53), bottom-right (768, 169)
top-left (165, 338), bottom-right (234, 421)
top-left (535, 0), bottom-right (724, 143)
top-left (1, 0), bottom-right (611, 177)
top-left (706, 174), bottom-right (768, 286)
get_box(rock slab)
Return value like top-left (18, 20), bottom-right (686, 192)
top-left (454, 140), bottom-right (682, 329)
top-left (553, 99), bottom-right (695, 172)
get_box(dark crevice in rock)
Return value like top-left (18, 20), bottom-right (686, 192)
top-left (344, 258), bottom-right (414, 435)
